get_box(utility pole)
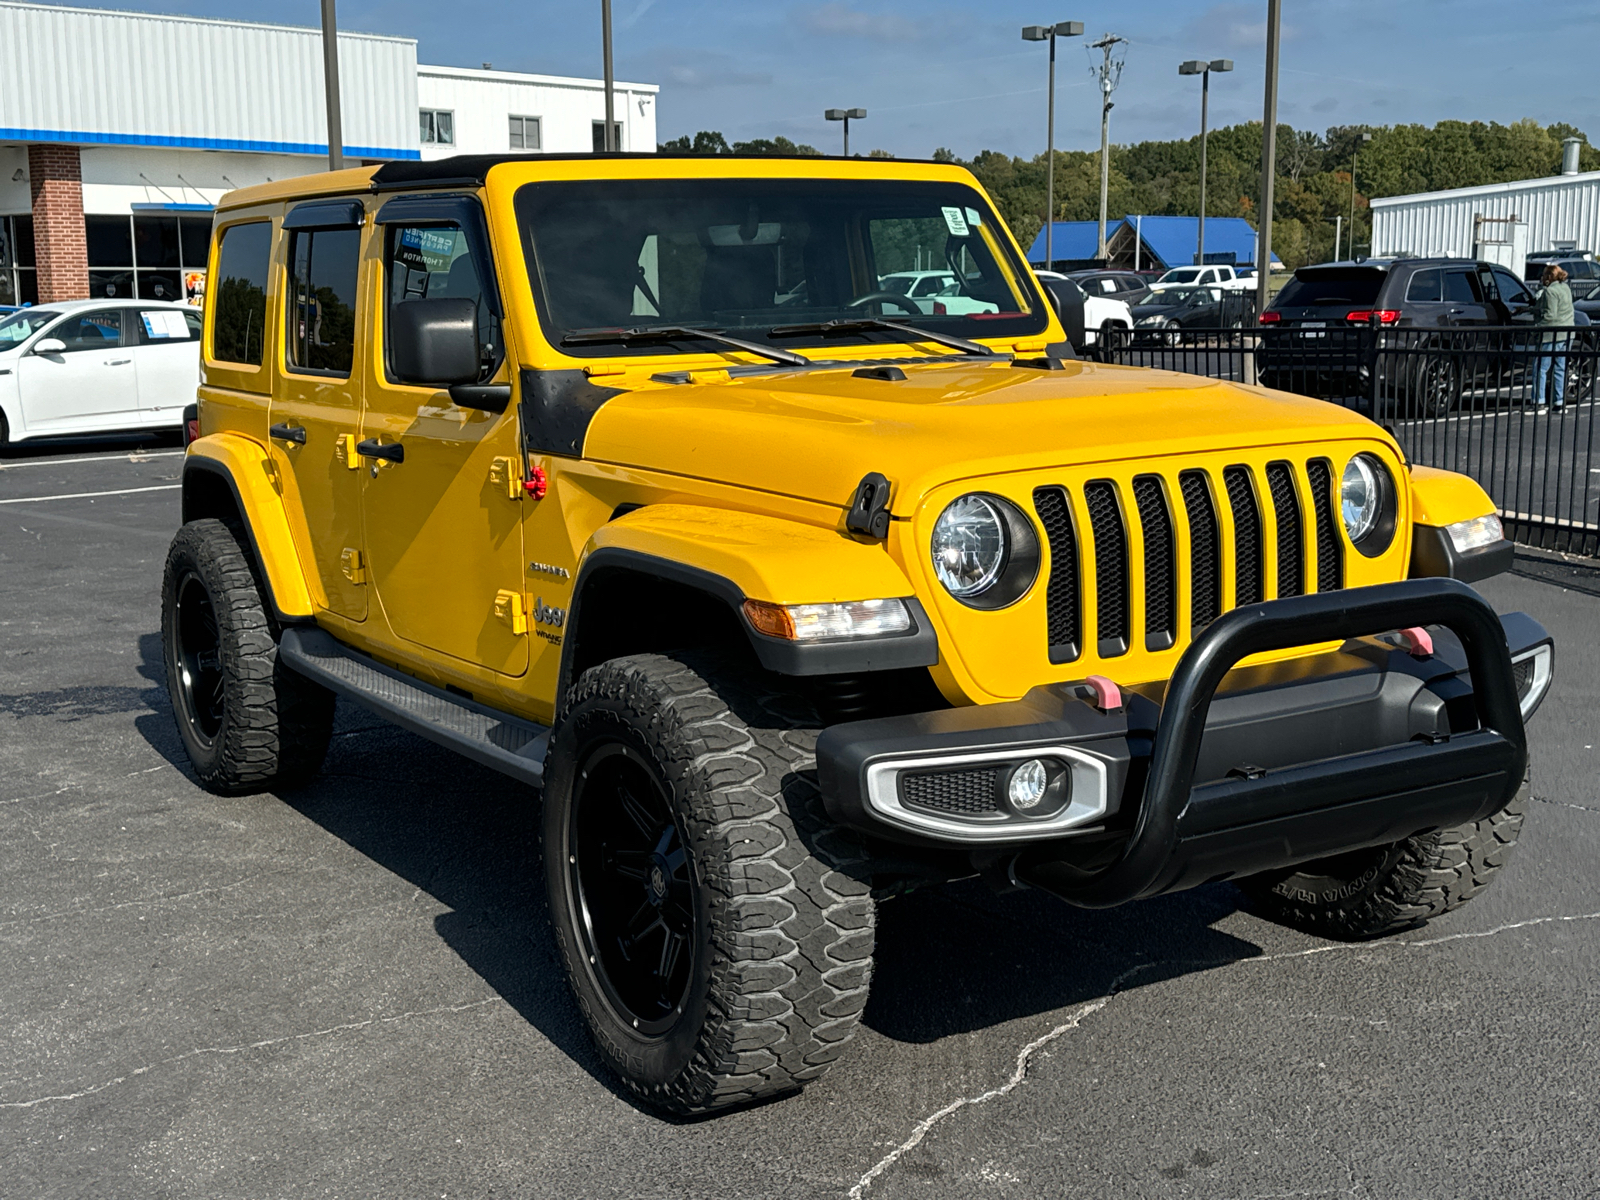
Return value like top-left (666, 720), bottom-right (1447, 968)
top-left (319, 0), bottom-right (343, 171)
top-left (1334, 214), bottom-right (1343, 261)
top-left (1349, 131), bottom-right (1372, 257)
top-left (1254, 0), bottom-right (1281, 316)
top-left (1023, 22), bottom-right (1085, 271)
top-left (601, 0), bottom-right (616, 151)
top-left (1091, 33), bottom-right (1127, 262)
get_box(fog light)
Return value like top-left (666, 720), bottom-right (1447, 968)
top-left (1445, 513), bottom-right (1503, 554)
top-left (1008, 759), bottom-right (1048, 810)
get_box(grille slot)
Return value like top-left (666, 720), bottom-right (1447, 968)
top-left (1033, 486), bottom-right (1082, 663)
top-left (900, 767), bottom-right (1002, 817)
top-left (1083, 481), bottom-right (1129, 657)
top-left (1181, 470), bottom-right (1222, 631)
top-left (1132, 475), bottom-right (1176, 651)
top-left (1265, 461), bottom-right (1305, 598)
top-left (1224, 466), bottom-right (1263, 606)
top-left (1307, 458), bottom-right (1344, 592)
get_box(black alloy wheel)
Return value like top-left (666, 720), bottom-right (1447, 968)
top-left (172, 570), bottom-right (226, 744)
top-left (571, 742), bottom-right (696, 1035)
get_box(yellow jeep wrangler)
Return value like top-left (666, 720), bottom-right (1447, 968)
top-left (163, 154), bottom-right (1553, 1115)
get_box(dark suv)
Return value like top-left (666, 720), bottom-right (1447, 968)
top-left (1067, 268), bottom-right (1152, 307)
top-left (1258, 256), bottom-right (1556, 411)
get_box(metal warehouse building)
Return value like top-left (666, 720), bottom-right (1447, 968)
top-left (1371, 167), bottom-right (1600, 264)
top-left (0, 1), bottom-right (657, 307)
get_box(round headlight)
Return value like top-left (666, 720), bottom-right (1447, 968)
top-left (1341, 455), bottom-right (1380, 543)
top-left (1340, 453), bottom-right (1398, 556)
top-left (931, 494), bottom-right (1008, 598)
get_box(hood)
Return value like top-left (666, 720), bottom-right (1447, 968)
top-left (1131, 301), bottom-right (1189, 319)
top-left (581, 359), bottom-right (1390, 514)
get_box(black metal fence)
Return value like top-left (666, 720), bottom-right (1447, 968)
top-left (1096, 322), bottom-right (1600, 557)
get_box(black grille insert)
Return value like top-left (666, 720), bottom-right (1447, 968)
top-left (1083, 481), bottom-right (1129, 657)
top-left (1180, 470), bottom-right (1221, 631)
top-left (901, 767), bottom-right (1002, 817)
top-left (1307, 458), bottom-right (1344, 592)
top-left (1133, 475), bottom-right (1176, 650)
top-left (1265, 461), bottom-right (1305, 598)
top-left (1033, 486), bottom-right (1082, 663)
top-left (1224, 466), bottom-right (1263, 606)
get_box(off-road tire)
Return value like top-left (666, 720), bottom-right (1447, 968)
top-left (161, 518), bottom-right (334, 794)
top-left (1241, 784), bottom-right (1527, 940)
top-left (542, 652), bottom-right (875, 1115)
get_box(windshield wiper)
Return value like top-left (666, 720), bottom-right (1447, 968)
top-left (560, 324), bottom-right (810, 367)
top-left (767, 318), bottom-right (996, 357)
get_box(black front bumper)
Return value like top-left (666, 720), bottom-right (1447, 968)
top-left (816, 578), bottom-right (1551, 909)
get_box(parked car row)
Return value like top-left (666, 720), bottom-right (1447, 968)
top-left (0, 299), bottom-right (200, 444)
top-left (1032, 271), bottom-right (1132, 344)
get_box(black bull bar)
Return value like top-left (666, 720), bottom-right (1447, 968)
top-left (1013, 577), bottom-right (1527, 907)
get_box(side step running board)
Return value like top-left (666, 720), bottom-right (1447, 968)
top-left (278, 627), bottom-right (549, 788)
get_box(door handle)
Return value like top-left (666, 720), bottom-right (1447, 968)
top-left (106, 358), bottom-right (132, 366)
top-left (269, 423), bottom-right (307, 445)
top-left (355, 438), bottom-right (404, 464)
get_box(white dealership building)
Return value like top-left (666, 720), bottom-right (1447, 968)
top-left (0, 1), bottom-right (657, 307)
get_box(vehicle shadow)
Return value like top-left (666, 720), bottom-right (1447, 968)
top-left (130, 633), bottom-right (1268, 1109)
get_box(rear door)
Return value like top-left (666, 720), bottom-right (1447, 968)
top-left (15, 308), bottom-right (139, 431)
top-left (269, 200), bottom-right (369, 623)
top-left (132, 306), bottom-right (202, 422)
top-left (1401, 267), bottom-right (1450, 326)
top-left (1443, 267), bottom-right (1489, 325)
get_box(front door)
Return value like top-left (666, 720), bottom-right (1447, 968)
top-left (360, 209), bottom-right (528, 677)
top-left (16, 308), bottom-right (139, 431)
top-left (267, 214), bottom-right (368, 622)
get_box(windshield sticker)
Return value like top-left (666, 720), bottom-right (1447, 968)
top-left (964, 207), bottom-right (983, 228)
top-left (941, 206), bottom-right (970, 238)
top-left (140, 309), bottom-right (190, 339)
top-left (396, 227), bottom-right (458, 274)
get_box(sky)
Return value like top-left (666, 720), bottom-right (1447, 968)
top-left (33, 0), bottom-right (1600, 159)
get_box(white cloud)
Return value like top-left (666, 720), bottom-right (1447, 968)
top-left (800, 3), bottom-right (924, 42)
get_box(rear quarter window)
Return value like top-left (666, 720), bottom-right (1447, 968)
top-left (210, 221), bottom-right (272, 367)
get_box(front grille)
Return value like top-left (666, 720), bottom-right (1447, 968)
top-left (1083, 481), bottom-right (1129, 657)
top-left (1512, 655), bottom-right (1533, 701)
top-left (1035, 459), bottom-right (1345, 664)
top-left (900, 767), bottom-right (1002, 817)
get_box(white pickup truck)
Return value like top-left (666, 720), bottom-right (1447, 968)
top-left (1150, 264), bottom-right (1254, 293)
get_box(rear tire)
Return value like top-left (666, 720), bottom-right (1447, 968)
top-left (1240, 784), bottom-right (1526, 940)
top-left (542, 652), bottom-right (875, 1115)
top-left (161, 519), bottom-right (334, 794)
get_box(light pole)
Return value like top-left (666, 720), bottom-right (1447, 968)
top-left (824, 108), bottom-right (867, 156)
top-left (1091, 33), bottom-right (1128, 262)
top-left (319, 0), bottom-right (343, 171)
top-left (1349, 131), bottom-right (1372, 257)
top-left (1179, 58), bottom-right (1232, 267)
top-left (601, 0), bottom-right (616, 151)
top-left (1254, 0), bottom-right (1281, 318)
top-left (1023, 21), bottom-right (1084, 271)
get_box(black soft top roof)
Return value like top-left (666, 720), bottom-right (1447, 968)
top-left (368, 151), bottom-right (942, 191)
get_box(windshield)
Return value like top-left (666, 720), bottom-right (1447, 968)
top-left (0, 309), bottom-right (58, 346)
top-left (515, 178), bottom-right (1046, 356)
top-left (1159, 268), bottom-right (1203, 284)
top-left (1153, 287), bottom-right (1214, 307)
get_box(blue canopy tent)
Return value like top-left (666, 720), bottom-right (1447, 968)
top-left (1025, 215), bottom-right (1281, 272)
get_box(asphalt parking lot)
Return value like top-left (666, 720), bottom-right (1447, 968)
top-left (3, 441), bottom-right (1598, 1199)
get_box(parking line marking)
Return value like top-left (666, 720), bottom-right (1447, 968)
top-left (0, 484), bottom-right (181, 505)
top-left (0, 450), bottom-right (184, 470)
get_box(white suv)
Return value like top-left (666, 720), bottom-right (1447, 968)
top-left (0, 299), bottom-right (200, 444)
top-left (1034, 270), bottom-right (1132, 345)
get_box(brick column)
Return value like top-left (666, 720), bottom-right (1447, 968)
top-left (28, 144), bottom-right (89, 302)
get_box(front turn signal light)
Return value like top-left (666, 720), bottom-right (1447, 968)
top-left (742, 598), bottom-right (912, 642)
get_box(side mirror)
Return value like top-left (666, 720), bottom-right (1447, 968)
top-left (390, 298), bottom-right (480, 386)
top-left (33, 337), bottom-right (66, 354)
top-left (1037, 278), bottom-right (1086, 353)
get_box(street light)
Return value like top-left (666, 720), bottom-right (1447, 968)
top-left (1349, 131), bottom-right (1373, 258)
top-left (1179, 58), bottom-right (1232, 267)
top-left (824, 108), bottom-right (867, 156)
top-left (1022, 20), bottom-right (1084, 271)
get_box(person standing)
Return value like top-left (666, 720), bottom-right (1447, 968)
top-left (1532, 263), bottom-right (1574, 410)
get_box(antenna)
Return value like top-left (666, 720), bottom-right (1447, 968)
top-left (1090, 33), bottom-right (1128, 260)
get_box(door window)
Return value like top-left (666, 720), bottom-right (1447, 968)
top-left (286, 227), bottom-right (361, 376)
top-left (384, 223), bottom-right (499, 381)
top-left (1443, 271), bottom-right (1479, 304)
top-left (1405, 269), bottom-right (1442, 302)
top-left (1492, 269), bottom-right (1532, 306)
top-left (51, 310), bottom-right (123, 351)
top-left (211, 222), bottom-right (272, 366)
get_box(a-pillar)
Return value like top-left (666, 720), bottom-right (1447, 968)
top-left (27, 144), bottom-right (88, 303)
